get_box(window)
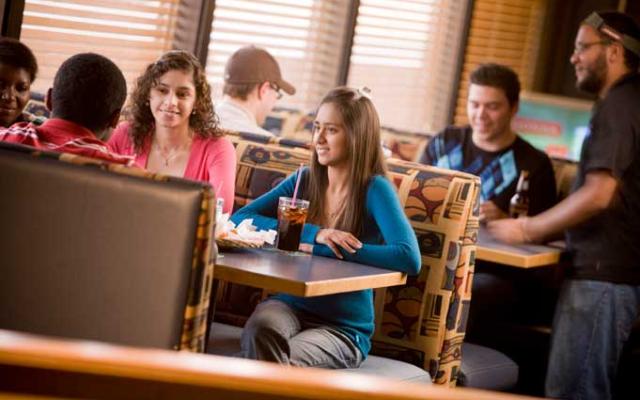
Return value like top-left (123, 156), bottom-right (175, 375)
top-left (453, 0), bottom-right (547, 125)
top-left (16, 0), bottom-right (473, 133)
top-left (347, 0), bottom-right (470, 133)
top-left (20, 0), bottom-right (179, 94)
top-left (206, 0), bottom-right (351, 112)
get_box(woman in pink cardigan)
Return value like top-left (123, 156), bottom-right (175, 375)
top-left (108, 50), bottom-right (235, 213)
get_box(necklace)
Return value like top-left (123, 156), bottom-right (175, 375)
top-left (153, 139), bottom-right (191, 167)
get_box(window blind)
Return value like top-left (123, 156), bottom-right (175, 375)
top-left (454, 0), bottom-right (547, 125)
top-left (206, 0), bottom-right (351, 112)
top-left (20, 0), bottom-right (179, 94)
top-left (347, 0), bottom-right (470, 134)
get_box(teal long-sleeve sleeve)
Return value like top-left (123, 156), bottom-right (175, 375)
top-left (311, 175), bottom-right (421, 275)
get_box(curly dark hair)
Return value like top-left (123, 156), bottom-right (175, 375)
top-left (127, 50), bottom-right (222, 151)
top-left (53, 53), bottom-right (126, 133)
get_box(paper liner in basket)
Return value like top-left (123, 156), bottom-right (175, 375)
top-left (215, 214), bottom-right (277, 248)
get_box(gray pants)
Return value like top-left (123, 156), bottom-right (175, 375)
top-left (240, 299), bottom-right (363, 368)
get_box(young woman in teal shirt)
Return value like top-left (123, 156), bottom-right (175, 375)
top-left (231, 86), bottom-right (421, 368)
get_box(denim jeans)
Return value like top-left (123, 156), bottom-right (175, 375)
top-left (545, 279), bottom-right (640, 400)
top-left (240, 299), bottom-right (363, 368)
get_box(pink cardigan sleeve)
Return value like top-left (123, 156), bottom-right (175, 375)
top-left (207, 136), bottom-right (236, 213)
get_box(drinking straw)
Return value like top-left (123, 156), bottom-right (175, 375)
top-left (291, 163), bottom-right (304, 204)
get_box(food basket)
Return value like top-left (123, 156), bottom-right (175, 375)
top-left (216, 237), bottom-right (264, 250)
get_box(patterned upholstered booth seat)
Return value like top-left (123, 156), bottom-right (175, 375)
top-left (367, 159), bottom-right (480, 386)
top-left (380, 128), bottom-right (431, 162)
top-left (0, 142), bottom-right (215, 353)
top-left (23, 97), bottom-right (49, 119)
top-left (264, 108), bottom-right (314, 141)
top-left (212, 132), bottom-right (492, 387)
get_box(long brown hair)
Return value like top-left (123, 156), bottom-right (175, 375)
top-left (127, 50), bottom-right (222, 151)
top-left (306, 87), bottom-right (387, 237)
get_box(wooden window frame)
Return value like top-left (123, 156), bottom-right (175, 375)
top-left (337, 0), bottom-right (359, 86)
top-left (1, 0), bottom-right (25, 38)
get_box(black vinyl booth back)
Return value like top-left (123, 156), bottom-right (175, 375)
top-left (0, 143), bottom-right (215, 350)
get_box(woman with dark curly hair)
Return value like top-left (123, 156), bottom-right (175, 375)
top-left (108, 50), bottom-right (235, 212)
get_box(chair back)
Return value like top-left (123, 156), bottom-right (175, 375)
top-left (0, 143), bottom-right (215, 352)
top-left (231, 134), bottom-right (308, 212)
top-left (372, 158), bottom-right (480, 387)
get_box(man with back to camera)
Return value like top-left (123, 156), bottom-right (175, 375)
top-left (0, 52), bottom-right (131, 164)
top-left (489, 11), bottom-right (640, 400)
top-left (420, 63), bottom-right (557, 221)
top-left (216, 45), bottom-right (296, 137)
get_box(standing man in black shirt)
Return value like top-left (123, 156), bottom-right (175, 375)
top-left (420, 63), bottom-right (557, 221)
top-left (490, 11), bottom-right (640, 400)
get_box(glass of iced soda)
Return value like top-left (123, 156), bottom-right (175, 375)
top-left (276, 197), bottom-right (309, 251)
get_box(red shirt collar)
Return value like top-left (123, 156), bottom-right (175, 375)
top-left (40, 118), bottom-right (99, 140)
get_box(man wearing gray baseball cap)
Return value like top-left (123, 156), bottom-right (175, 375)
top-left (216, 46), bottom-right (296, 137)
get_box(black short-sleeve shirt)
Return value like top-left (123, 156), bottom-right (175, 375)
top-left (419, 125), bottom-right (557, 216)
top-left (566, 73), bottom-right (640, 284)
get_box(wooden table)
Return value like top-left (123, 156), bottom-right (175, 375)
top-left (0, 329), bottom-right (537, 400)
top-left (476, 226), bottom-right (564, 268)
top-left (215, 248), bottom-right (407, 297)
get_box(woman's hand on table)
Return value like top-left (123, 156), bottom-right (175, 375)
top-left (315, 229), bottom-right (362, 259)
top-left (299, 243), bottom-right (313, 253)
top-left (487, 217), bottom-right (530, 245)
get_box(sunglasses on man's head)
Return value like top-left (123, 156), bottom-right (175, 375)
top-left (583, 12), bottom-right (640, 56)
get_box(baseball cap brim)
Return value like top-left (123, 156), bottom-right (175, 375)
top-left (277, 79), bottom-right (296, 95)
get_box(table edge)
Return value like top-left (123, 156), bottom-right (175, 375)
top-left (214, 263), bottom-right (407, 297)
top-left (475, 245), bottom-right (561, 268)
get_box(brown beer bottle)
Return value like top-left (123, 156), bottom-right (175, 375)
top-left (509, 170), bottom-right (530, 218)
